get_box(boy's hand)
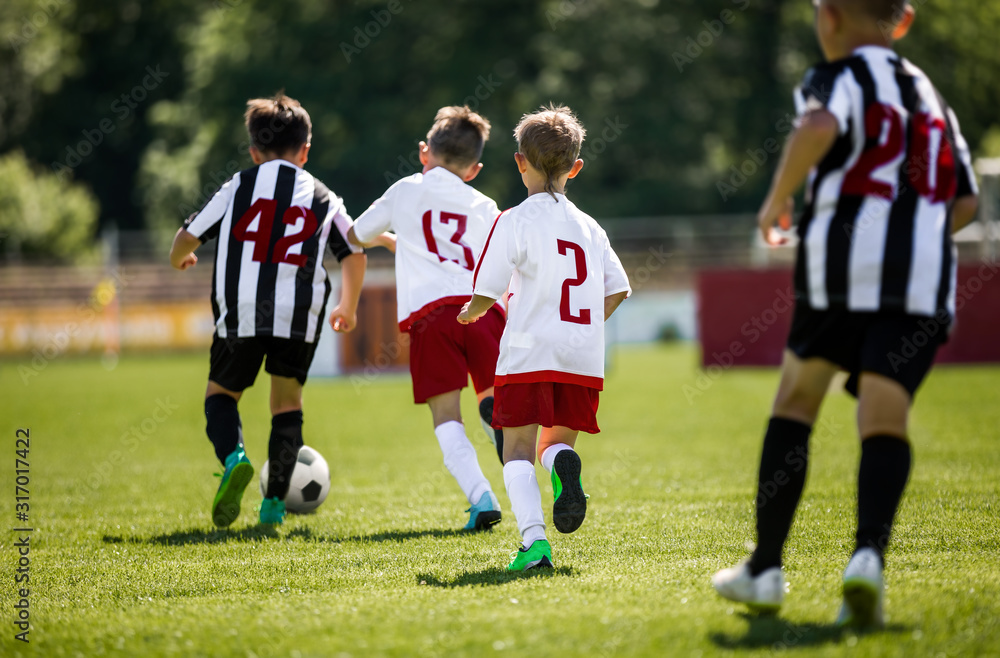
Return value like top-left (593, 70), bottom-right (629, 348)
top-left (456, 302), bottom-right (480, 325)
top-left (758, 197), bottom-right (794, 246)
top-left (329, 305), bottom-right (357, 333)
top-left (174, 253), bottom-right (198, 270)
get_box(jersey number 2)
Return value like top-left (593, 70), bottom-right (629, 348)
top-left (233, 198), bottom-right (317, 265)
top-left (557, 239), bottom-right (591, 325)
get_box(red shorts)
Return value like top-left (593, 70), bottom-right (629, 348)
top-left (408, 303), bottom-right (505, 404)
top-left (493, 382), bottom-right (601, 434)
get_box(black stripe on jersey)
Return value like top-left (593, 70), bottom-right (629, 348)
top-left (824, 58), bottom-right (877, 306)
top-left (323, 184), bottom-right (353, 262)
top-left (879, 58), bottom-right (922, 309)
top-left (225, 167), bottom-right (260, 336)
top-left (795, 62), bottom-right (855, 302)
top-left (255, 165), bottom-right (298, 335)
top-left (934, 90), bottom-right (959, 315)
top-left (290, 179), bottom-right (331, 339)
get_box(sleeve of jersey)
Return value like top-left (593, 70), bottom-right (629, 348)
top-left (473, 212), bottom-right (516, 301)
top-left (327, 204), bottom-right (364, 262)
top-left (947, 108), bottom-right (979, 198)
top-left (602, 235), bottom-right (632, 298)
top-left (351, 187), bottom-right (395, 244)
top-left (794, 64), bottom-right (851, 135)
top-left (183, 177), bottom-right (236, 243)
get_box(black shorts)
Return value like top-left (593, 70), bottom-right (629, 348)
top-left (786, 303), bottom-right (948, 398)
top-left (209, 334), bottom-right (318, 392)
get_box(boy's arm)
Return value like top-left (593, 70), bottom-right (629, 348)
top-left (347, 226), bottom-right (396, 252)
top-left (758, 109), bottom-right (839, 245)
top-left (457, 294), bottom-right (497, 324)
top-left (328, 252), bottom-right (367, 333)
top-left (604, 291), bottom-right (629, 320)
top-left (169, 228), bottom-right (202, 270)
top-left (952, 195), bottom-right (979, 234)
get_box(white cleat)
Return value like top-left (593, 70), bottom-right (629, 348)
top-left (712, 560), bottom-right (785, 613)
top-left (836, 548), bottom-right (885, 628)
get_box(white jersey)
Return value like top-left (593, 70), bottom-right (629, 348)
top-left (352, 167), bottom-right (501, 330)
top-left (473, 193), bottom-right (631, 389)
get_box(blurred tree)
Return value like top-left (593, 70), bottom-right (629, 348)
top-left (0, 150), bottom-right (99, 262)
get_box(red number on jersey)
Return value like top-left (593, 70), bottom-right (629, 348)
top-left (273, 206), bottom-right (318, 266)
top-left (232, 198), bottom-right (277, 263)
top-left (841, 103), bottom-right (904, 199)
top-left (841, 102), bottom-right (958, 203)
top-left (233, 199), bottom-right (317, 265)
top-left (422, 210), bottom-right (475, 270)
top-left (557, 239), bottom-right (592, 325)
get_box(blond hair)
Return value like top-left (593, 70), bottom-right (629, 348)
top-left (513, 104), bottom-right (586, 199)
top-left (426, 106), bottom-right (491, 167)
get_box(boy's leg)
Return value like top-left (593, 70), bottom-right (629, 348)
top-left (538, 427), bottom-right (585, 534)
top-left (265, 374), bottom-right (304, 502)
top-left (504, 425), bottom-right (552, 570)
top-left (476, 387), bottom-right (504, 465)
top-left (427, 391), bottom-right (499, 529)
top-left (748, 350), bottom-right (838, 573)
top-left (205, 381), bottom-right (244, 464)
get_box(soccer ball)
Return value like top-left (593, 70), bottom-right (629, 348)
top-left (259, 445), bottom-right (330, 514)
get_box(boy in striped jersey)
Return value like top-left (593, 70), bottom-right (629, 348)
top-left (713, 0), bottom-right (979, 626)
top-left (170, 93), bottom-right (381, 527)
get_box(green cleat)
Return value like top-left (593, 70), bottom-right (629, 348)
top-left (507, 539), bottom-right (553, 572)
top-left (212, 447), bottom-right (254, 528)
top-left (259, 496), bottom-right (286, 525)
top-left (551, 450), bottom-right (587, 533)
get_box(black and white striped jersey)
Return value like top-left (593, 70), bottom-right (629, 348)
top-left (794, 46), bottom-right (977, 320)
top-left (184, 160), bottom-right (362, 343)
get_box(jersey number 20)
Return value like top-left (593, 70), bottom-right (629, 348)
top-left (233, 198), bottom-right (317, 266)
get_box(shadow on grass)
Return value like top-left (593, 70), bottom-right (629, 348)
top-left (102, 524), bottom-right (279, 546)
top-left (709, 612), bottom-right (910, 650)
top-left (102, 525), bottom-right (469, 546)
top-left (416, 566), bottom-right (576, 588)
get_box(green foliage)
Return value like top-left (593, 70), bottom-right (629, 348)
top-left (1, 345), bottom-right (999, 655)
top-left (0, 150), bottom-right (99, 261)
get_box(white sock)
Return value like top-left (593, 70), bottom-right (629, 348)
top-left (434, 420), bottom-right (490, 505)
top-left (503, 460), bottom-right (546, 548)
top-left (540, 443), bottom-right (574, 473)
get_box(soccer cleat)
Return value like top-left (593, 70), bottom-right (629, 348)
top-left (212, 446), bottom-right (254, 528)
top-left (712, 560), bottom-right (785, 613)
top-left (551, 450), bottom-right (587, 533)
top-left (478, 397), bottom-right (504, 464)
top-left (464, 491), bottom-right (502, 531)
top-left (836, 548), bottom-right (885, 628)
top-left (507, 539), bottom-right (553, 571)
top-left (259, 496), bottom-right (286, 525)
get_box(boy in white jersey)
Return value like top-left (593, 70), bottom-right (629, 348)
top-left (459, 105), bottom-right (631, 570)
top-left (349, 106), bottom-right (506, 531)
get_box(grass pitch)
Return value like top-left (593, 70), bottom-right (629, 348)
top-left (1, 344), bottom-right (998, 656)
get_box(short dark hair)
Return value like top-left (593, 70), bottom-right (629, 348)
top-left (244, 93), bottom-right (312, 156)
top-left (513, 104), bottom-right (586, 198)
top-left (827, 0), bottom-right (908, 23)
top-left (426, 106), bottom-right (491, 168)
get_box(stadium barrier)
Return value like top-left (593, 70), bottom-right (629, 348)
top-left (696, 262), bottom-right (1000, 369)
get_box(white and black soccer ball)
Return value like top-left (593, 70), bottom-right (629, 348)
top-left (259, 445), bottom-right (330, 514)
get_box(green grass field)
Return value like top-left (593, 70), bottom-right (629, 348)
top-left (1, 344), bottom-right (998, 657)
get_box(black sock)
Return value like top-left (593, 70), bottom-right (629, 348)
top-left (479, 396), bottom-right (504, 464)
top-left (205, 394), bottom-right (243, 464)
top-left (856, 435), bottom-right (911, 565)
top-left (748, 417), bottom-right (812, 575)
top-left (266, 410), bottom-right (304, 500)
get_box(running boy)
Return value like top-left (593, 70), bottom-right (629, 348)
top-left (170, 93), bottom-right (370, 527)
top-left (348, 106), bottom-right (506, 531)
top-left (459, 105), bottom-right (631, 570)
top-left (712, 0), bottom-right (978, 626)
